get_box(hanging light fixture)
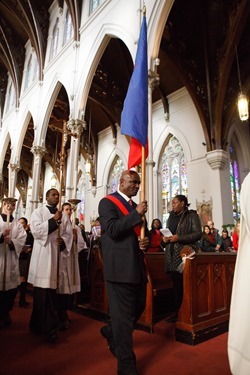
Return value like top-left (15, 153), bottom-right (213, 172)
top-left (235, 45), bottom-right (249, 121)
top-left (85, 109), bottom-right (91, 175)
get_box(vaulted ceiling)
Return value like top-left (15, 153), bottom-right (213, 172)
top-left (0, 0), bottom-right (249, 200)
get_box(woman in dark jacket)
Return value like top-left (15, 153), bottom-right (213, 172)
top-left (162, 195), bottom-right (202, 320)
top-left (199, 225), bottom-right (217, 252)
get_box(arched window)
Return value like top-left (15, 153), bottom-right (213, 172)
top-left (229, 146), bottom-right (240, 221)
top-left (89, 0), bottom-right (101, 14)
top-left (50, 18), bottom-right (59, 61)
top-left (5, 82), bottom-right (13, 113)
top-left (161, 135), bottom-right (188, 227)
top-left (63, 9), bottom-right (73, 44)
top-left (108, 156), bottom-right (125, 194)
top-left (33, 54), bottom-right (39, 81)
top-left (24, 55), bottom-right (32, 91)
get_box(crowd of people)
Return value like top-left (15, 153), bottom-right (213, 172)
top-left (0, 174), bottom-right (241, 375)
top-left (197, 220), bottom-right (239, 253)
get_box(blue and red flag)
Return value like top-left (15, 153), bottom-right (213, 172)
top-left (120, 15), bottom-right (148, 169)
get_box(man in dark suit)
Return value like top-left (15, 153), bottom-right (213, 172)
top-left (98, 170), bottom-right (149, 375)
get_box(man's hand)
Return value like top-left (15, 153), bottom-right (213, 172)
top-left (139, 237), bottom-right (149, 251)
top-left (4, 229), bottom-right (10, 237)
top-left (56, 237), bottom-right (63, 246)
top-left (136, 201), bottom-right (148, 216)
top-left (4, 235), bottom-right (11, 244)
top-left (54, 210), bottom-right (62, 222)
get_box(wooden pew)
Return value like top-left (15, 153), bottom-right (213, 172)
top-left (175, 252), bottom-right (237, 345)
top-left (137, 252), bottom-right (174, 332)
top-left (78, 247), bottom-right (174, 332)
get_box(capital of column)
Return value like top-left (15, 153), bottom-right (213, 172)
top-left (146, 159), bottom-right (156, 168)
top-left (206, 150), bottom-right (229, 170)
top-left (8, 163), bottom-right (21, 172)
top-left (148, 69), bottom-right (160, 91)
top-left (31, 145), bottom-right (47, 157)
top-left (67, 118), bottom-right (86, 138)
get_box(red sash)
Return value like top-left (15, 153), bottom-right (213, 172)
top-left (105, 195), bottom-right (141, 237)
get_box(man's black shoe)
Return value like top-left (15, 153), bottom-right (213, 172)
top-left (100, 326), bottom-right (116, 357)
top-left (46, 329), bottom-right (58, 343)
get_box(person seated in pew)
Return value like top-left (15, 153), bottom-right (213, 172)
top-left (232, 221), bottom-right (240, 251)
top-left (207, 220), bottom-right (222, 251)
top-left (220, 229), bottom-right (233, 252)
top-left (148, 218), bottom-right (164, 252)
top-left (199, 225), bottom-right (217, 252)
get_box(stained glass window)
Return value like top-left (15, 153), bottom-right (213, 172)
top-left (89, 0), bottom-right (101, 14)
top-left (24, 55), bottom-right (32, 91)
top-left (6, 82), bottom-right (13, 113)
top-left (50, 18), bottom-right (59, 61)
top-left (108, 156), bottom-right (125, 193)
top-left (63, 9), bottom-right (73, 44)
top-left (33, 54), bottom-right (39, 81)
top-left (229, 146), bottom-right (240, 221)
top-left (161, 135), bottom-right (188, 227)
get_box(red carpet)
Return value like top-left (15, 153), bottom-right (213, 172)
top-left (0, 296), bottom-right (232, 375)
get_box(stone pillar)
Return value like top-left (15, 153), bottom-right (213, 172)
top-left (205, 150), bottom-right (234, 228)
top-left (30, 145), bottom-right (47, 211)
top-left (147, 69), bottom-right (159, 225)
top-left (8, 162), bottom-right (21, 197)
top-left (66, 118), bottom-right (86, 199)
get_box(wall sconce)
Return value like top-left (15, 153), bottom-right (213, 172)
top-left (27, 186), bottom-right (32, 197)
top-left (91, 185), bottom-right (97, 197)
top-left (235, 45), bottom-right (249, 121)
top-left (51, 173), bottom-right (57, 188)
top-left (85, 159), bottom-right (91, 175)
top-left (237, 93), bottom-right (249, 121)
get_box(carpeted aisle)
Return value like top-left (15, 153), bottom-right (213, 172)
top-left (0, 296), bottom-right (232, 375)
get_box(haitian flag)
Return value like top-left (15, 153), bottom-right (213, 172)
top-left (121, 15), bottom-right (148, 169)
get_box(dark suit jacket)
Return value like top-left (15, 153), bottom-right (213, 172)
top-left (98, 192), bottom-right (147, 284)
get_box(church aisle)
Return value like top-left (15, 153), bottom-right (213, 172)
top-left (0, 295), bottom-right (231, 375)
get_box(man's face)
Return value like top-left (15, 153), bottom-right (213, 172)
top-left (120, 172), bottom-right (141, 198)
top-left (63, 205), bottom-right (72, 217)
top-left (2, 202), bottom-right (16, 215)
top-left (47, 189), bottom-right (59, 206)
top-left (207, 221), bottom-right (214, 229)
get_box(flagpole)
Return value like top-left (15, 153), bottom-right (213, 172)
top-left (140, 146), bottom-right (146, 239)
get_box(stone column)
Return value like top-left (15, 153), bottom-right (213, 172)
top-left (147, 69), bottom-right (159, 225)
top-left (8, 162), bottom-right (21, 197)
top-left (205, 150), bottom-right (234, 227)
top-left (66, 118), bottom-right (86, 199)
top-left (30, 145), bottom-right (47, 211)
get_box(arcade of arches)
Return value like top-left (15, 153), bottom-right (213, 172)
top-left (0, 0), bottom-right (249, 231)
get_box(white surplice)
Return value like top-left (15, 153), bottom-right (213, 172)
top-left (0, 217), bottom-right (26, 290)
top-left (28, 207), bottom-right (72, 289)
top-left (58, 219), bottom-right (87, 294)
top-left (228, 172), bottom-right (250, 374)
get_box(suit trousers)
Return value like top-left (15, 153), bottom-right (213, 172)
top-left (106, 279), bottom-right (146, 375)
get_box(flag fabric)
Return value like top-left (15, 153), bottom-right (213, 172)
top-left (120, 15), bottom-right (148, 169)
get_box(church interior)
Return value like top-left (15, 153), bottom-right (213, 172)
top-left (0, 1), bottom-right (249, 373)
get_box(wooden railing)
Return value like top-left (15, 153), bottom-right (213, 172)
top-left (175, 252), bottom-right (237, 345)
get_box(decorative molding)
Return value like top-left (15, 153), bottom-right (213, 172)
top-left (206, 150), bottom-right (229, 170)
